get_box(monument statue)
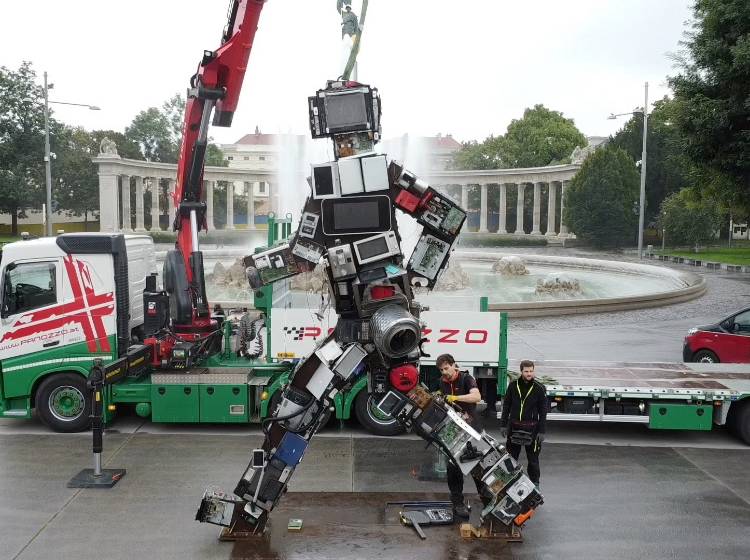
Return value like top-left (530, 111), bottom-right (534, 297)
top-left (98, 137), bottom-right (119, 157)
top-left (338, 1), bottom-right (359, 38)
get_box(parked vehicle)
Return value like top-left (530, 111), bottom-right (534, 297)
top-left (683, 307), bottom-right (750, 363)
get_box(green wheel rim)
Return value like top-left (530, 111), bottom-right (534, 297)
top-left (367, 395), bottom-right (396, 424)
top-left (49, 386), bottom-right (85, 422)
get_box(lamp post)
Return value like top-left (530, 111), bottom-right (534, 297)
top-left (608, 81), bottom-right (649, 258)
top-left (43, 71), bottom-right (101, 236)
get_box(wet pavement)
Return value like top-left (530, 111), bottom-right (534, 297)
top-left (1, 432), bottom-right (749, 560)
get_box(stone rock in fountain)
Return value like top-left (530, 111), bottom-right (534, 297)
top-left (492, 256), bottom-right (529, 276)
top-left (290, 263), bottom-right (329, 292)
top-left (434, 260), bottom-right (470, 291)
top-left (211, 262), bottom-right (228, 286)
top-left (535, 272), bottom-right (582, 295)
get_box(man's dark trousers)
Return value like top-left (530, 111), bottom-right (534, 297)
top-left (506, 438), bottom-right (541, 485)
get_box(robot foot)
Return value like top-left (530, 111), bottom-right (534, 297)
top-left (195, 490), bottom-right (267, 535)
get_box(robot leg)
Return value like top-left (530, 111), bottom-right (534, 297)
top-left (196, 337), bottom-right (368, 530)
top-left (375, 385), bottom-right (544, 528)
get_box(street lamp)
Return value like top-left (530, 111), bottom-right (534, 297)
top-left (607, 81), bottom-right (649, 258)
top-left (43, 71), bottom-right (101, 236)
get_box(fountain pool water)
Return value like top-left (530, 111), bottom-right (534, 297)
top-left (172, 249), bottom-right (705, 317)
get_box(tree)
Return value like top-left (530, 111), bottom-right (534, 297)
top-left (0, 62), bottom-right (47, 235)
top-left (610, 97), bottom-right (692, 222)
top-left (661, 188), bottom-right (722, 251)
top-left (125, 94), bottom-right (226, 166)
top-left (564, 146), bottom-right (640, 248)
top-left (503, 105), bottom-right (587, 168)
top-left (125, 107), bottom-right (177, 163)
top-left (452, 105), bottom-right (587, 170)
top-left (668, 0), bottom-right (750, 205)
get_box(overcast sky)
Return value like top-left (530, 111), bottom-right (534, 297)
top-left (0, 0), bottom-right (694, 145)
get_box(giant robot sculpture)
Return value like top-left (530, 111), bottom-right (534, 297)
top-left (196, 80), bottom-right (543, 534)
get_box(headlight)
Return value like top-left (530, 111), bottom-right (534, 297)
top-left (687, 328), bottom-right (698, 335)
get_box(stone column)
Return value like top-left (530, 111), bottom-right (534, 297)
top-left (498, 183), bottom-right (507, 234)
top-left (134, 176), bottom-right (146, 231)
top-left (479, 184), bottom-right (488, 233)
top-left (120, 175), bottom-right (131, 231)
top-left (150, 178), bottom-right (161, 231)
top-left (167, 179), bottom-right (176, 229)
top-left (559, 180), bottom-right (570, 237)
top-left (531, 182), bottom-right (542, 235)
top-left (546, 182), bottom-right (558, 236)
top-left (461, 184), bottom-right (468, 210)
top-left (247, 181), bottom-right (256, 229)
top-left (97, 171), bottom-right (119, 233)
top-left (514, 183), bottom-right (526, 234)
top-left (225, 181), bottom-right (235, 229)
top-left (205, 180), bottom-right (215, 230)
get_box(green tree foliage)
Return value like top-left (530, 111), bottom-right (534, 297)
top-left (125, 107), bottom-right (177, 163)
top-left (610, 97), bottom-right (691, 222)
top-left (668, 0), bottom-right (750, 205)
top-left (564, 146), bottom-right (640, 248)
top-left (661, 187), bottom-right (722, 250)
top-left (452, 105), bottom-right (587, 170)
top-left (125, 94), bottom-right (226, 166)
top-left (0, 62), bottom-right (48, 235)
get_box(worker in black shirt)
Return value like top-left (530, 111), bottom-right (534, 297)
top-left (500, 360), bottom-right (547, 487)
top-left (436, 353), bottom-right (482, 518)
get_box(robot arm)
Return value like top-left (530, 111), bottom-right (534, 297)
top-left (243, 197), bottom-right (326, 290)
top-left (388, 161), bottom-right (467, 290)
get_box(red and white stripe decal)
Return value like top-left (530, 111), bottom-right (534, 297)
top-left (0, 255), bottom-right (115, 352)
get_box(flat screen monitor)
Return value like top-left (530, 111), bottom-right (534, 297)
top-left (324, 90), bottom-right (369, 131)
top-left (357, 236), bottom-right (388, 261)
top-left (321, 195), bottom-right (391, 235)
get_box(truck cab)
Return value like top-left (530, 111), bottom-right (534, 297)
top-left (0, 233), bottom-right (155, 431)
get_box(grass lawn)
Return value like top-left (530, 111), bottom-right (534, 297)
top-left (667, 247), bottom-right (750, 265)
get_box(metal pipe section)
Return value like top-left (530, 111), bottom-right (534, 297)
top-left (190, 210), bottom-right (200, 252)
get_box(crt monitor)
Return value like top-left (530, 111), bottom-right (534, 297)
top-left (324, 90), bottom-right (369, 131)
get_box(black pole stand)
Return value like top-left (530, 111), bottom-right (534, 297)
top-left (68, 360), bottom-right (126, 488)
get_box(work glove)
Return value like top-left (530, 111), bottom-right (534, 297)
top-left (500, 425), bottom-right (508, 438)
top-left (446, 395), bottom-right (458, 404)
top-left (537, 433), bottom-right (545, 444)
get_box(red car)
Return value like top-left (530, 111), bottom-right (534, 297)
top-left (683, 307), bottom-right (750, 363)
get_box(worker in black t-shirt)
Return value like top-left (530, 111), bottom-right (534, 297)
top-left (436, 353), bottom-right (482, 519)
top-left (500, 359), bottom-right (547, 487)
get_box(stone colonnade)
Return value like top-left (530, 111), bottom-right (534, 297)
top-left (93, 156), bottom-right (275, 233)
top-left (425, 164), bottom-right (579, 237)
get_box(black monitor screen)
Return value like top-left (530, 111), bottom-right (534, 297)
top-left (325, 92), bottom-right (368, 130)
top-left (334, 200), bottom-right (380, 231)
top-left (357, 236), bottom-right (389, 261)
top-left (313, 165), bottom-right (335, 196)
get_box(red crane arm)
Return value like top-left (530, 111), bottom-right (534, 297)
top-left (171, 0), bottom-right (266, 323)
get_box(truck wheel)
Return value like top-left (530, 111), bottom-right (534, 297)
top-left (36, 373), bottom-right (91, 433)
top-left (693, 350), bottom-right (719, 363)
top-left (731, 400), bottom-right (750, 445)
top-left (354, 390), bottom-right (405, 437)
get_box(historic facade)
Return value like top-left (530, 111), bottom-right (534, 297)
top-left (92, 133), bottom-right (586, 237)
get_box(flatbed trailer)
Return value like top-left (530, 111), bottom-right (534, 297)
top-left (507, 360), bottom-right (750, 444)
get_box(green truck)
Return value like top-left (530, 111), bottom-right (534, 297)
top-left (1, 227), bottom-right (748, 443)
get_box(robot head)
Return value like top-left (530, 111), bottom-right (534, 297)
top-left (308, 80), bottom-right (381, 159)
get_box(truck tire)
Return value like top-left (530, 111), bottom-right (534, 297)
top-left (354, 390), bottom-right (405, 437)
top-left (36, 373), bottom-right (91, 433)
top-left (730, 399), bottom-right (750, 445)
top-left (693, 350), bottom-right (719, 363)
